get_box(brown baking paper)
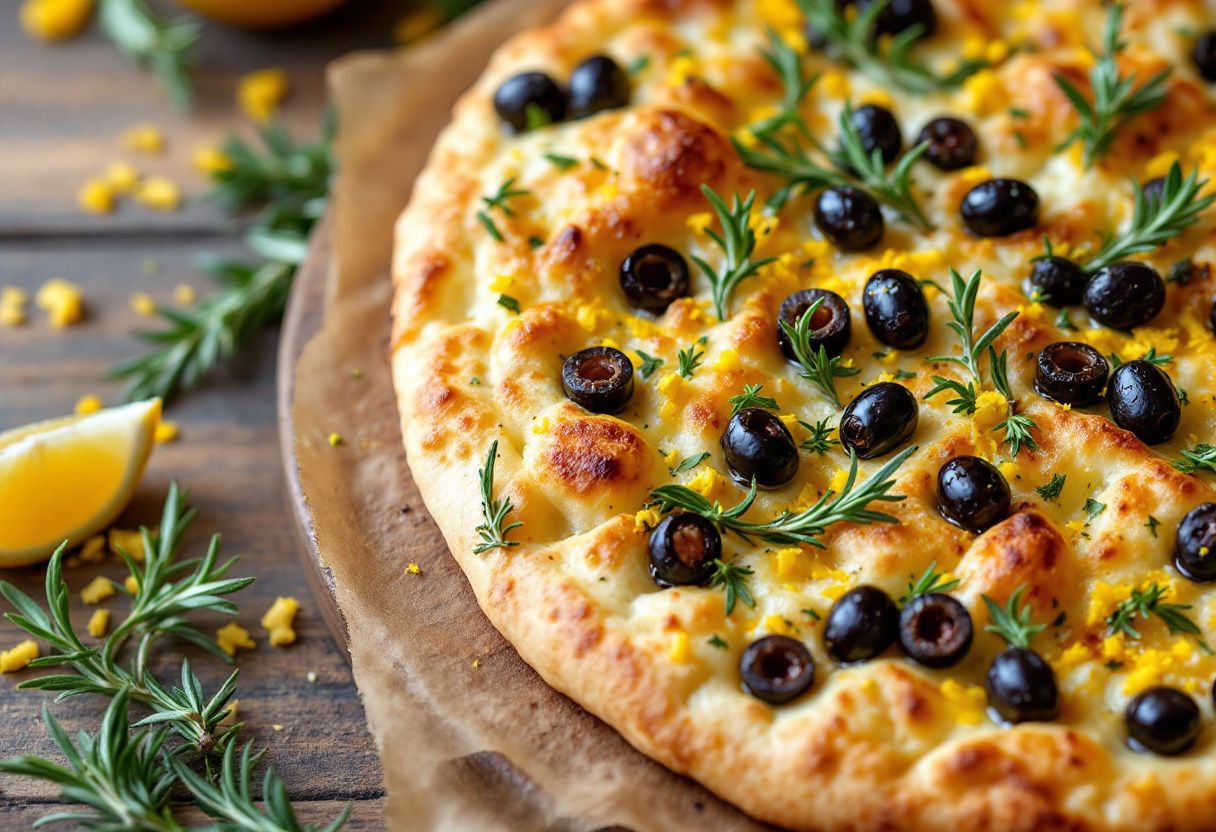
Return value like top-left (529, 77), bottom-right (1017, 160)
top-left (290, 2), bottom-right (777, 829)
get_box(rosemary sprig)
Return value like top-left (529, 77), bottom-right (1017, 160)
top-left (709, 559), bottom-right (756, 615)
top-left (1082, 163), bottom-right (1214, 272)
top-left (649, 445), bottom-right (916, 547)
top-left (797, 0), bottom-right (985, 94)
top-left (728, 384), bottom-right (780, 415)
top-left (778, 298), bottom-right (860, 408)
top-left (1106, 583), bottom-right (1200, 639)
top-left (989, 347), bottom-right (1038, 457)
top-left (834, 102), bottom-right (932, 231)
top-left (899, 562), bottom-right (960, 605)
top-left (677, 336), bottom-right (707, 379)
top-left (98, 0), bottom-right (199, 109)
top-left (798, 417), bottom-right (839, 455)
top-left (477, 177), bottom-right (531, 242)
top-left (692, 186), bottom-right (776, 319)
top-left (635, 350), bottom-right (664, 379)
top-left (474, 440), bottom-right (523, 554)
top-left (925, 269), bottom-right (1020, 384)
top-left (1173, 443), bottom-right (1216, 475)
top-left (752, 28), bottom-right (818, 136)
top-left (1053, 3), bottom-right (1170, 169)
top-left (983, 585), bottom-right (1045, 649)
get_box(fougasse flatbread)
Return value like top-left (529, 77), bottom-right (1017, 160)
top-left (388, 1), bottom-right (1216, 829)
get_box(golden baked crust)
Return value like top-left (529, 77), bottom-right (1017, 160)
top-left (390, 1), bottom-right (1216, 829)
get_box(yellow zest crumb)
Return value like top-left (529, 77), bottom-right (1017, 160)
top-left (216, 622), bottom-right (256, 656)
top-left (940, 679), bottom-right (987, 725)
top-left (634, 506), bottom-right (661, 532)
top-left (135, 176), bottom-right (182, 212)
top-left (108, 528), bottom-right (146, 562)
top-left (124, 575), bottom-right (139, 594)
top-left (1, 287), bottom-right (28, 326)
top-left (104, 161), bottom-right (140, 193)
top-left (87, 608), bottom-right (110, 637)
top-left (238, 69), bottom-right (290, 123)
top-left (155, 421), bottom-right (179, 444)
top-left (0, 640), bottom-right (39, 673)
top-left (173, 284), bottom-right (196, 305)
top-left (36, 278), bottom-right (84, 327)
top-left (472, 658), bottom-right (482, 668)
top-left (327, 432), bottom-right (343, 447)
top-left (74, 394), bottom-right (102, 415)
top-left (130, 292), bottom-right (157, 317)
top-left (686, 212), bottom-right (713, 234)
top-left (20, 0), bottom-right (92, 41)
top-left (668, 631), bottom-right (691, 663)
top-left (192, 145), bottom-right (232, 175)
top-left (81, 576), bottom-right (115, 605)
top-left (122, 124), bottom-right (165, 155)
top-left (78, 535), bottom-right (106, 563)
top-left (406, 563), bottom-right (421, 575)
top-left (970, 390), bottom-right (1008, 431)
top-left (78, 178), bottom-right (115, 215)
top-left (261, 597), bottom-right (300, 647)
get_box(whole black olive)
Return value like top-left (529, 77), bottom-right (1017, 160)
top-left (916, 116), bottom-right (977, 170)
top-left (721, 408), bottom-right (799, 488)
top-left (960, 178), bottom-right (1039, 237)
top-left (1126, 687), bottom-right (1201, 756)
top-left (986, 647), bottom-right (1059, 724)
top-left (863, 269), bottom-right (930, 349)
top-left (561, 347), bottom-right (634, 414)
top-left (814, 186), bottom-right (885, 252)
top-left (1084, 262), bottom-right (1166, 330)
top-left (648, 513), bottom-right (721, 587)
top-left (1106, 360), bottom-right (1181, 445)
top-left (568, 55), bottom-right (630, 119)
top-left (1142, 177), bottom-right (1167, 203)
top-left (824, 585), bottom-right (899, 664)
top-left (899, 593), bottom-right (972, 668)
top-left (493, 72), bottom-right (567, 133)
top-left (1193, 31), bottom-right (1216, 82)
top-left (776, 289), bottom-right (852, 362)
top-left (739, 635), bottom-right (815, 704)
top-left (848, 104), bottom-right (903, 166)
top-left (1175, 503), bottom-right (1216, 583)
top-left (619, 244), bottom-right (689, 313)
top-left (1035, 342), bottom-right (1110, 406)
top-left (1026, 256), bottom-right (1087, 307)
top-left (938, 455), bottom-right (1011, 534)
top-left (839, 382), bottom-right (918, 459)
top-left (856, 0), bottom-right (937, 40)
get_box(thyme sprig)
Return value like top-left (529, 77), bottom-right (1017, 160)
top-left (983, 586), bottom-right (1046, 649)
top-left (1173, 443), bottom-right (1216, 476)
top-left (98, 0), bottom-right (199, 109)
top-left (1053, 3), bottom-right (1170, 169)
top-left (1106, 583), bottom-right (1200, 639)
top-left (692, 186), bottom-right (777, 319)
top-left (899, 562), bottom-right (960, 605)
top-left (474, 440), bottom-right (523, 554)
top-left (778, 298), bottom-right (860, 408)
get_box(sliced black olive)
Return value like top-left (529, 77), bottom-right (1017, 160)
top-left (648, 513), bottom-right (721, 587)
top-left (937, 455), bottom-right (1011, 534)
top-left (739, 635), bottom-right (815, 704)
top-left (916, 116), bottom-right (977, 171)
top-left (899, 593), bottom-right (972, 668)
top-left (493, 72), bottom-right (567, 133)
top-left (960, 178), bottom-right (1039, 237)
top-left (1126, 687), bottom-right (1201, 756)
top-left (1175, 503), bottom-right (1216, 583)
top-left (839, 382), bottom-right (918, 459)
top-left (824, 585), bottom-right (899, 664)
top-left (814, 186), bottom-right (884, 252)
top-left (863, 269), bottom-right (930, 349)
top-left (856, 0), bottom-right (937, 40)
top-left (561, 347), bottom-right (634, 414)
top-left (1084, 262), bottom-right (1166, 330)
top-left (776, 289), bottom-right (852, 361)
top-left (847, 104), bottom-right (903, 166)
top-left (721, 408), bottom-right (799, 488)
top-left (568, 55), bottom-right (630, 119)
top-left (1193, 31), bottom-right (1216, 82)
top-left (986, 647), bottom-right (1059, 724)
top-left (1026, 256), bottom-right (1087, 307)
top-left (1106, 360), bottom-right (1180, 445)
top-left (1035, 342), bottom-right (1109, 406)
top-left (619, 244), bottom-right (689, 313)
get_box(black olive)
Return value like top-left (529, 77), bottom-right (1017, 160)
top-left (619, 244), bottom-right (689, 313)
top-left (561, 347), bottom-right (634, 414)
top-left (1210, 295), bottom-right (1216, 333)
top-left (1142, 177), bottom-right (1167, 203)
top-left (863, 269), bottom-right (930, 349)
top-left (1035, 342), bottom-right (1110, 406)
top-left (568, 55), bottom-right (630, 119)
top-left (985, 647), bottom-right (1059, 724)
top-left (1026, 256), bottom-right (1087, 307)
top-left (776, 289), bottom-right (852, 361)
top-left (814, 186), bottom-right (884, 252)
top-left (721, 408), bottom-right (799, 488)
top-left (493, 72), bottom-right (567, 133)
top-left (899, 593), bottom-right (972, 668)
top-left (847, 104), bottom-right (903, 166)
top-left (916, 116), bottom-right (977, 170)
top-left (937, 456), bottom-right (1011, 534)
top-left (960, 178), bottom-right (1039, 237)
top-left (839, 382), bottom-right (918, 459)
top-left (1106, 360), bottom-right (1181, 445)
top-left (855, 0), bottom-right (937, 40)
top-left (647, 513), bottom-right (721, 587)
top-left (824, 586), bottom-right (899, 664)
top-left (739, 635), bottom-right (815, 704)
top-left (1175, 503), bottom-right (1216, 583)
top-left (1126, 687), bottom-right (1201, 756)
top-left (1193, 31), bottom-right (1216, 82)
top-left (1083, 262), bottom-right (1166, 330)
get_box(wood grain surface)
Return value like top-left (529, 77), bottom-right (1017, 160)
top-left (0, 3), bottom-right (418, 825)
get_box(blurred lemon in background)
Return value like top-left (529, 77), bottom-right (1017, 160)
top-left (175, 0), bottom-right (348, 29)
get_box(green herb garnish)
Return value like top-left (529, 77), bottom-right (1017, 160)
top-left (1173, 443), bottom-right (1216, 476)
top-left (707, 634), bottom-right (728, 649)
top-left (477, 177), bottom-right (531, 242)
top-left (1145, 515), bottom-right (1160, 538)
top-left (677, 336), bottom-right (707, 379)
top-left (636, 350), bottom-right (665, 379)
top-left (474, 440), bottom-right (523, 554)
top-left (899, 561), bottom-right (960, 605)
top-left (544, 153), bottom-right (578, 170)
top-left (1035, 473), bottom-right (1066, 501)
top-left (778, 298), bottom-right (859, 408)
top-left (709, 559), bottom-right (755, 615)
top-left (692, 186), bottom-right (776, 319)
top-left (729, 384), bottom-right (780, 415)
top-left (1083, 497), bottom-right (1106, 523)
top-left (670, 452), bottom-right (711, 476)
top-left (99, 0), bottom-right (199, 108)
top-left (983, 585), bottom-right (1046, 648)
top-left (1106, 583), bottom-right (1200, 639)
top-left (497, 294), bottom-right (521, 314)
top-left (797, 417), bottom-right (839, 455)
top-left (990, 346), bottom-right (1039, 457)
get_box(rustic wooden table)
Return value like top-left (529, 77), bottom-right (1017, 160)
top-left (0, 3), bottom-right (416, 826)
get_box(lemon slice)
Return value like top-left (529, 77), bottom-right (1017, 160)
top-left (0, 399), bottom-right (161, 567)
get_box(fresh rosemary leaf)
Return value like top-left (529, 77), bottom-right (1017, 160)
top-left (1174, 443), bottom-right (1216, 475)
top-left (899, 562), bottom-right (960, 605)
top-left (834, 102), bottom-right (932, 230)
top-left (989, 346), bottom-right (1038, 457)
top-left (636, 350), bottom-right (665, 379)
top-left (1036, 473), bottom-right (1066, 501)
top-left (1083, 497), bottom-right (1106, 522)
top-left (707, 634), bottom-right (729, 649)
top-left (98, 0), bottom-right (199, 109)
top-left (797, 417), bottom-right (839, 455)
top-left (983, 585), bottom-right (1046, 649)
top-left (678, 336), bottom-right (707, 379)
top-left (779, 298), bottom-right (859, 408)
top-left (924, 376), bottom-right (979, 414)
top-left (692, 186), bottom-right (776, 319)
top-left (752, 28), bottom-right (818, 136)
top-left (710, 559), bottom-right (755, 615)
top-left (497, 294), bottom-right (521, 314)
top-left (925, 269), bottom-right (1020, 384)
top-left (544, 153), bottom-right (579, 170)
top-left (1106, 583), bottom-right (1200, 639)
top-left (1145, 515), bottom-right (1161, 538)
top-left (729, 384), bottom-right (780, 415)
top-left (474, 441), bottom-right (523, 554)
top-left (670, 452), bottom-right (711, 476)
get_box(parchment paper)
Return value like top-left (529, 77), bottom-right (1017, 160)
top-left (291, 2), bottom-right (777, 829)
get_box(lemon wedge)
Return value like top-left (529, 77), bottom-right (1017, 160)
top-left (0, 399), bottom-right (161, 567)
